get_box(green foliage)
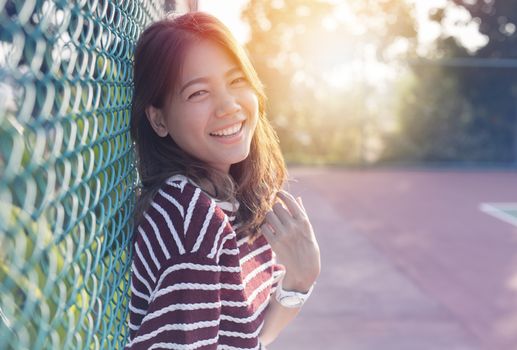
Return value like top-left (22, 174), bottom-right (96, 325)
top-left (381, 66), bottom-right (481, 161)
top-left (381, 0), bottom-right (517, 164)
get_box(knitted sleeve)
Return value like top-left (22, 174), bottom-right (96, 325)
top-left (126, 178), bottom-right (237, 349)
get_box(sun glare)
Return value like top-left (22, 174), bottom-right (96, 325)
top-left (198, 0), bottom-right (250, 44)
top-left (412, 0), bottom-right (488, 55)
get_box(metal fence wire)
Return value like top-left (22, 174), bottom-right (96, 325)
top-left (0, 1), bottom-right (167, 349)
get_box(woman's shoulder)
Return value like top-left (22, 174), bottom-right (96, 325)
top-left (136, 174), bottom-right (239, 262)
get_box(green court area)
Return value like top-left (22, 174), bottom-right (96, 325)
top-left (480, 203), bottom-right (517, 227)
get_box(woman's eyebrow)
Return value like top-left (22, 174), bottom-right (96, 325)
top-left (179, 77), bottom-right (209, 94)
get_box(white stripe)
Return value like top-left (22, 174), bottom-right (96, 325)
top-left (219, 321), bottom-right (264, 339)
top-left (166, 177), bottom-right (187, 191)
top-left (153, 262), bottom-right (232, 298)
top-left (221, 265), bottom-right (241, 273)
top-left (216, 233), bottom-right (237, 263)
top-left (220, 300), bottom-right (248, 307)
top-left (128, 320), bottom-right (139, 331)
top-left (245, 278), bottom-right (274, 306)
top-left (220, 293), bottom-right (270, 324)
top-left (271, 268), bottom-right (286, 285)
top-left (166, 175), bottom-right (188, 191)
top-left (137, 226), bottom-right (161, 271)
top-left (242, 260), bottom-right (274, 286)
top-left (208, 215), bottom-right (229, 259)
top-left (240, 244), bottom-right (269, 265)
top-left (184, 187), bottom-right (202, 235)
top-left (216, 199), bottom-right (237, 212)
top-left (191, 200), bottom-right (216, 253)
top-left (221, 277), bottom-right (274, 307)
top-left (132, 263), bottom-right (153, 295)
top-left (129, 303), bottom-right (147, 315)
top-left (219, 248), bottom-right (239, 256)
top-left (135, 244), bottom-right (156, 284)
top-left (148, 336), bottom-right (219, 350)
top-left (131, 280), bottom-right (150, 303)
top-left (221, 232), bottom-right (236, 245)
top-left (237, 236), bottom-right (248, 247)
top-left (165, 181), bottom-right (184, 190)
top-left (129, 319), bottom-right (219, 347)
top-left (158, 189), bottom-right (185, 217)
top-left (152, 260), bottom-right (240, 298)
top-left (154, 282), bottom-right (244, 300)
top-left (144, 213), bottom-right (171, 260)
top-left (151, 202), bottom-right (186, 254)
top-left (480, 202), bottom-right (517, 227)
top-left (217, 343), bottom-right (261, 350)
top-left (140, 301), bottom-right (221, 326)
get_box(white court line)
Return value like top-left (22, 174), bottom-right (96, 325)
top-left (479, 203), bottom-right (517, 227)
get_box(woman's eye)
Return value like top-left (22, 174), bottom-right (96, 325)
top-left (231, 77), bottom-right (247, 85)
top-left (188, 90), bottom-right (207, 99)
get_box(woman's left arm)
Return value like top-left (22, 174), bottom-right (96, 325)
top-left (258, 191), bottom-right (321, 346)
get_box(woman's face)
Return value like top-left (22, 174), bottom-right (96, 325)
top-left (153, 39), bottom-right (259, 174)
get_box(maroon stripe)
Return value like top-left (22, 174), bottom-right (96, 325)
top-left (152, 289), bottom-right (221, 310)
top-left (218, 334), bottom-right (260, 349)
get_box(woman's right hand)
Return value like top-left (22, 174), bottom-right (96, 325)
top-left (260, 190), bottom-right (321, 291)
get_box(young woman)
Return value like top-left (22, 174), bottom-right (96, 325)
top-left (127, 12), bottom-right (320, 349)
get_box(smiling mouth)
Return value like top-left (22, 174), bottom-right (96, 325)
top-left (209, 122), bottom-right (244, 137)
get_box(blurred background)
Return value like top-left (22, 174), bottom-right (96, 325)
top-left (1, 0), bottom-right (517, 349)
top-left (192, 0), bottom-right (517, 167)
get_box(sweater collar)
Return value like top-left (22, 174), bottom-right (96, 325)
top-left (167, 174), bottom-right (240, 215)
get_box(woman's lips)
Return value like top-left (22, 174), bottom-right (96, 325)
top-left (209, 121), bottom-right (245, 144)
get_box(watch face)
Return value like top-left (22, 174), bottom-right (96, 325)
top-left (280, 296), bottom-right (303, 308)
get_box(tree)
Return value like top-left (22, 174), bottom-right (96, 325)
top-left (381, 0), bottom-right (517, 164)
top-left (242, 0), bottom-right (417, 164)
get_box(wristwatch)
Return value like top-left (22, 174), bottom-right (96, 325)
top-left (275, 281), bottom-right (315, 308)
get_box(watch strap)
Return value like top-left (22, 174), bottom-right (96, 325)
top-left (275, 281), bottom-right (315, 308)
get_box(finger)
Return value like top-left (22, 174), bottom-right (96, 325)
top-left (265, 211), bottom-right (284, 233)
top-left (272, 202), bottom-right (292, 225)
top-left (276, 190), bottom-right (305, 219)
top-left (259, 223), bottom-right (276, 242)
top-left (297, 196), bottom-right (306, 212)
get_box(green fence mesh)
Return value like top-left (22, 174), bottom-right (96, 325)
top-left (0, 1), bottom-right (167, 349)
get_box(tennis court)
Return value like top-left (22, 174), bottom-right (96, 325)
top-left (271, 167), bottom-right (517, 350)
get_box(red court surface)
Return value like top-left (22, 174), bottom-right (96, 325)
top-left (269, 167), bottom-right (517, 350)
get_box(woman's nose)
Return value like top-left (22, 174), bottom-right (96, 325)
top-left (215, 90), bottom-right (241, 118)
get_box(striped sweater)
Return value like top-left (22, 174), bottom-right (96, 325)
top-left (126, 174), bottom-right (285, 350)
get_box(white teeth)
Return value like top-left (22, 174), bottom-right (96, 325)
top-left (210, 123), bottom-right (242, 137)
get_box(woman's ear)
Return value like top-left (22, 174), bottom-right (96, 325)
top-left (145, 105), bottom-right (168, 137)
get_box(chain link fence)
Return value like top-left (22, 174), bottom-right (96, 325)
top-left (0, 1), bottom-right (167, 348)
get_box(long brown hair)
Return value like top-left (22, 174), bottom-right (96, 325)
top-left (130, 12), bottom-right (287, 238)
